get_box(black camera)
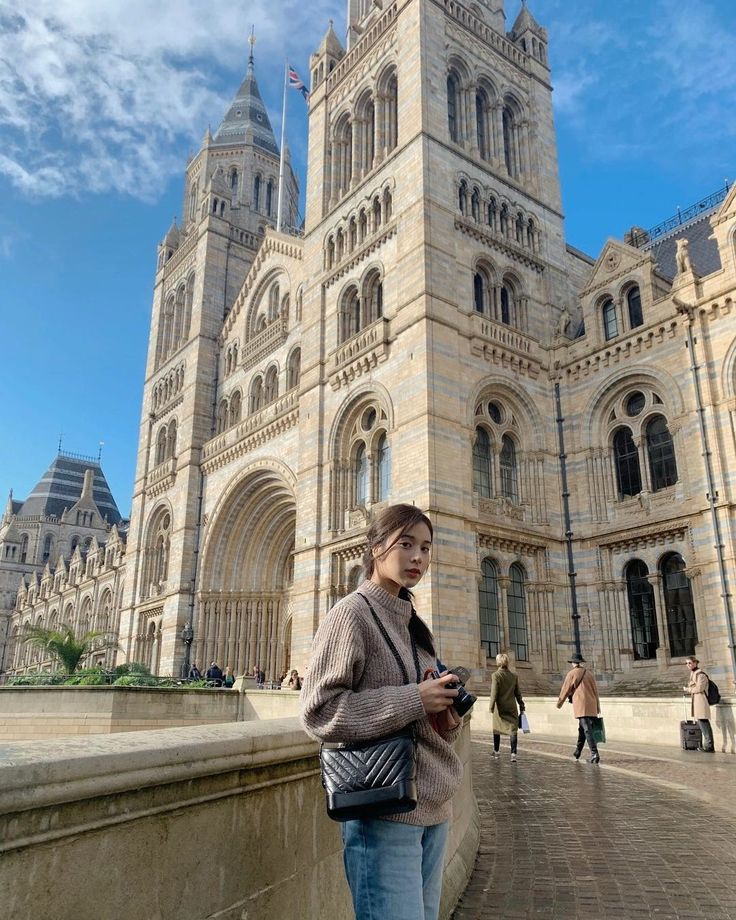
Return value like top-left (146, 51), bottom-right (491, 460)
top-left (431, 665), bottom-right (477, 717)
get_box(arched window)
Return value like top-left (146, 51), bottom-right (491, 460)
top-left (268, 284), bottom-right (280, 322)
top-left (264, 367), bottom-right (279, 404)
top-left (471, 188), bottom-right (480, 222)
top-left (602, 298), bottom-right (618, 340)
top-left (613, 427), bottom-right (642, 497)
top-left (646, 415), bottom-right (677, 491)
top-left (229, 392), bottom-right (242, 425)
top-left (359, 210), bottom-right (368, 242)
top-left (507, 563), bottom-right (528, 661)
top-left (502, 106), bottom-right (515, 176)
top-left (479, 558), bottom-right (501, 657)
top-left (167, 419), bottom-right (177, 458)
top-left (254, 175), bottom-right (261, 210)
top-left (500, 284), bottom-right (512, 325)
top-left (387, 74), bottom-right (398, 151)
top-left (488, 197), bottom-right (497, 232)
top-left (249, 376), bottom-right (263, 414)
top-left (476, 89), bottom-right (490, 160)
top-left (499, 435), bottom-right (518, 501)
top-left (383, 188), bottom-right (392, 222)
top-left (625, 560), bottom-right (658, 660)
top-left (354, 443), bottom-right (368, 506)
top-left (43, 534), bottom-right (54, 563)
top-left (266, 180), bottom-right (273, 217)
top-left (459, 181), bottom-right (468, 215)
top-left (661, 553), bottom-right (698, 657)
top-left (372, 197), bottom-right (381, 231)
top-left (216, 399), bottom-right (229, 434)
top-left (627, 286), bottom-right (643, 329)
top-left (365, 272), bottom-right (383, 324)
top-left (189, 184), bottom-right (197, 221)
top-left (472, 427), bottom-right (492, 498)
top-left (156, 426), bottom-right (168, 464)
top-left (474, 272), bottom-right (485, 313)
top-left (230, 168), bottom-right (239, 197)
top-left (287, 348), bottom-right (301, 390)
top-left (340, 286), bottom-right (361, 343)
top-left (375, 433), bottom-right (391, 502)
top-left (447, 74), bottom-right (459, 142)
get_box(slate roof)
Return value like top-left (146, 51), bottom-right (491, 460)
top-left (17, 455), bottom-right (122, 525)
top-left (643, 212), bottom-right (722, 281)
top-left (212, 65), bottom-right (278, 155)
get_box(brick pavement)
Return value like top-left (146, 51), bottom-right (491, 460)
top-left (452, 734), bottom-right (736, 920)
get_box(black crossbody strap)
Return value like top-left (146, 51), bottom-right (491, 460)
top-left (359, 594), bottom-right (421, 684)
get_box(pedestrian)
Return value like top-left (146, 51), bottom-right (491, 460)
top-left (253, 665), bottom-right (265, 687)
top-left (489, 652), bottom-right (525, 763)
top-left (206, 661), bottom-right (223, 687)
top-left (223, 665), bottom-right (236, 689)
top-left (287, 668), bottom-right (302, 691)
top-left (301, 503), bottom-right (464, 920)
top-left (556, 652), bottom-right (601, 763)
top-left (188, 662), bottom-right (202, 681)
top-left (684, 656), bottom-right (715, 753)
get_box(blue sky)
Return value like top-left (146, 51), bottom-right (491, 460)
top-left (0, 0), bottom-right (734, 518)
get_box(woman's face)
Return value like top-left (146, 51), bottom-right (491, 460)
top-left (371, 520), bottom-right (432, 595)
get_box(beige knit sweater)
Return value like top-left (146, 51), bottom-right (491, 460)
top-left (300, 579), bottom-right (463, 826)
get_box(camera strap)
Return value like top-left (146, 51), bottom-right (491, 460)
top-left (358, 594), bottom-right (422, 684)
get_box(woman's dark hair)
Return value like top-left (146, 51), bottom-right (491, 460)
top-left (362, 503), bottom-right (435, 656)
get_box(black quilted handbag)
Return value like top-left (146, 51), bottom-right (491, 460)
top-left (318, 595), bottom-right (421, 822)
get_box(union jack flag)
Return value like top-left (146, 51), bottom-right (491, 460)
top-left (288, 65), bottom-right (310, 103)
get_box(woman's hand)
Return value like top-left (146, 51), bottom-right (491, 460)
top-left (418, 672), bottom-right (459, 714)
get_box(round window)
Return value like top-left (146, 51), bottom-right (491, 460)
top-left (625, 392), bottom-right (646, 417)
top-left (488, 402), bottom-right (503, 424)
top-left (362, 408), bottom-right (377, 431)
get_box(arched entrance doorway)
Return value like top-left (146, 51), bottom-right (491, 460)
top-left (196, 467), bottom-right (296, 681)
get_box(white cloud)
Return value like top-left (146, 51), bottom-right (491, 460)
top-left (0, 0), bottom-right (341, 199)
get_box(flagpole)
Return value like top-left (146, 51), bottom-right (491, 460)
top-left (276, 61), bottom-right (288, 234)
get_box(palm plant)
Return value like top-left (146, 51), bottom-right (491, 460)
top-left (21, 623), bottom-right (111, 674)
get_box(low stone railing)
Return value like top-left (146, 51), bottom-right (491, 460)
top-left (0, 717), bottom-right (478, 920)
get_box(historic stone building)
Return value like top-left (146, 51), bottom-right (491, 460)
top-left (5, 0), bottom-right (736, 692)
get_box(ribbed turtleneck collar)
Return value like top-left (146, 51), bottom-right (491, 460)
top-left (359, 579), bottom-right (413, 623)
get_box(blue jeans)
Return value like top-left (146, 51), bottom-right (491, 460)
top-left (341, 818), bottom-right (449, 920)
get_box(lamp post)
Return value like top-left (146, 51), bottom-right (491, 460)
top-left (180, 622), bottom-right (194, 679)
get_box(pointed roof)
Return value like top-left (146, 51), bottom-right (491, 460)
top-left (17, 454), bottom-right (122, 525)
top-left (318, 20), bottom-right (345, 58)
top-left (511, 1), bottom-right (545, 38)
top-left (212, 53), bottom-right (278, 155)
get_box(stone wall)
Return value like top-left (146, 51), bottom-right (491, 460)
top-left (0, 717), bottom-right (479, 920)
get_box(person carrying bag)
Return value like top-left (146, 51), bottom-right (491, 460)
top-left (301, 504), bottom-right (464, 920)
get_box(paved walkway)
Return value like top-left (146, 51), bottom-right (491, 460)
top-left (453, 733), bottom-right (736, 920)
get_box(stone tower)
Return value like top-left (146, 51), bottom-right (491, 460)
top-left (119, 47), bottom-right (300, 675)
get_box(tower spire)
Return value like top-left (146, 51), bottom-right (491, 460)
top-left (248, 25), bottom-right (256, 75)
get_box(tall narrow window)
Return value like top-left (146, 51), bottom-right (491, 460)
top-left (43, 534), bottom-right (53, 563)
top-left (479, 558), bottom-right (501, 657)
top-left (474, 273), bottom-right (485, 313)
top-left (473, 427), bottom-right (492, 498)
top-left (376, 434), bottom-right (391, 502)
top-left (266, 180), bottom-right (273, 217)
top-left (447, 75), bottom-right (459, 143)
top-left (502, 107), bottom-right (515, 176)
top-left (626, 560), bottom-right (658, 660)
top-left (354, 443), bottom-right (368, 506)
top-left (471, 189), bottom-right (480, 221)
top-left (500, 285), bottom-right (511, 325)
top-left (646, 415), bottom-right (678, 491)
top-left (476, 90), bottom-right (489, 160)
top-left (264, 367), bottom-right (278, 404)
top-left (499, 435), bottom-right (518, 501)
top-left (507, 563), bottom-right (528, 661)
top-left (661, 553), bottom-right (697, 657)
top-left (287, 348), bottom-right (301, 390)
top-left (627, 286), bottom-right (643, 328)
top-left (613, 427), bottom-right (642, 497)
top-left (230, 169), bottom-right (239, 197)
top-left (602, 298), bottom-right (618, 340)
top-left (254, 175), bottom-right (261, 210)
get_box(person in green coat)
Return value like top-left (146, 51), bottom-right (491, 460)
top-left (489, 652), bottom-right (525, 762)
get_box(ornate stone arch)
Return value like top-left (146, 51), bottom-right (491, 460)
top-left (141, 502), bottom-right (173, 601)
top-left (245, 267), bottom-right (291, 340)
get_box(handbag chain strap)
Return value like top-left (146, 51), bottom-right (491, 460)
top-left (358, 594), bottom-right (422, 684)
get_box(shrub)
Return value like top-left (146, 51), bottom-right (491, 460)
top-left (112, 674), bottom-right (160, 687)
top-left (6, 672), bottom-right (67, 686)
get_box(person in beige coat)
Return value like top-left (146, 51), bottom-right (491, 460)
top-left (489, 653), bottom-right (525, 762)
top-left (684, 655), bottom-right (714, 752)
top-left (556, 653), bottom-right (602, 763)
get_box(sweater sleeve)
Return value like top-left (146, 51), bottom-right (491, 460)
top-left (300, 601), bottom-right (427, 743)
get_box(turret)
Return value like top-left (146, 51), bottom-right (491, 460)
top-left (510, 0), bottom-right (548, 68)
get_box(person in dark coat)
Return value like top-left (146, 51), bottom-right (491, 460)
top-left (206, 662), bottom-right (224, 687)
top-left (488, 652), bottom-right (525, 762)
top-left (556, 653), bottom-right (601, 763)
top-left (188, 662), bottom-right (202, 681)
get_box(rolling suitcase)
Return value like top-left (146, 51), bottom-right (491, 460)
top-left (680, 698), bottom-right (701, 750)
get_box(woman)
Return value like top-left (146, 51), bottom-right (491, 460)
top-left (287, 669), bottom-right (302, 691)
top-left (301, 504), bottom-right (464, 920)
top-left (223, 666), bottom-right (236, 689)
top-left (488, 652), bottom-right (525, 762)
